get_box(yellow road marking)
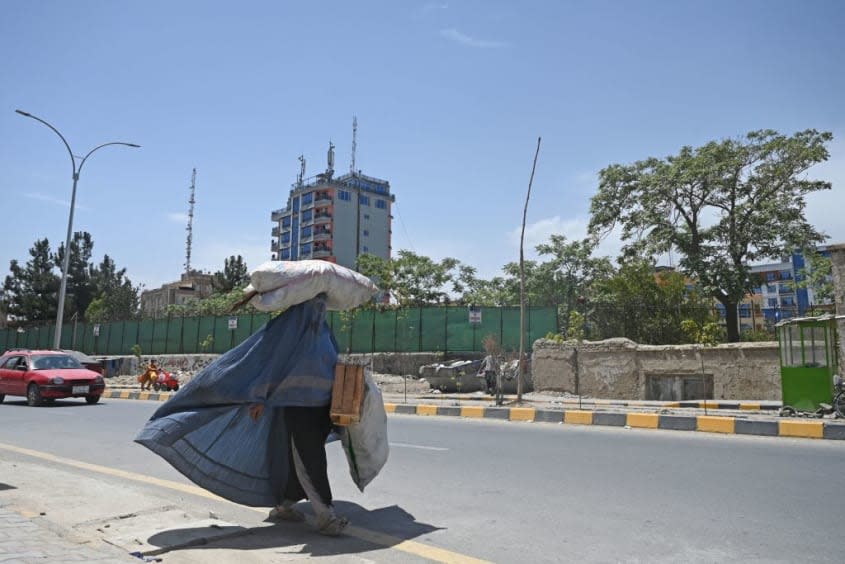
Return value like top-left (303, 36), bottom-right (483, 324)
top-left (416, 404), bottom-right (438, 416)
top-left (697, 416), bottom-right (736, 434)
top-left (779, 420), bottom-right (823, 439)
top-left (564, 410), bottom-right (593, 425)
top-left (0, 441), bottom-right (490, 564)
top-left (627, 413), bottom-right (659, 429)
top-left (460, 406), bottom-right (485, 418)
top-left (509, 408), bottom-right (535, 422)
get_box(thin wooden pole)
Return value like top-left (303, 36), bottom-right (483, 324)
top-left (518, 137), bottom-right (542, 402)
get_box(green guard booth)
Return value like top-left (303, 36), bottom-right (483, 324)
top-left (776, 315), bottom-right (842, 412)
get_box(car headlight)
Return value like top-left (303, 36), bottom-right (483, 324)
top-left (51, 377), bottom-right (64, 384)
top-left (95, 376), bottom-right (104, 385)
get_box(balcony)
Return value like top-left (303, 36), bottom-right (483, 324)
top-left (312, 249), bottom-right (333, 258)
top-left (271, 209), bottom-right (289, 222)
top-left (313, 231), bottom-right (332, 241)
top-left (271, 240), bottom-right (279, 252)
top-left (271, 226), bottom-right (280, 237)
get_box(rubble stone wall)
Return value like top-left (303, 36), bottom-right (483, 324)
top-left (532, 338), bottom-right (781, 400)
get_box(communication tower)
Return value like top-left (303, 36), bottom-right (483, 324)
top-left (184, 168), bottom-right (196, 273)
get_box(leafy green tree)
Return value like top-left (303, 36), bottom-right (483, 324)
top-left (212, 255), bottom-right (250, 294)
top-left (2, 239), bottom-right (60, 323)
top-left (53, 231), bottom-right (95, 320)
top-left (589, 129), bottom-right (832, 342)
top-left (85, 255), bottom-right (140, 321)
top-left (794, 250), bottom-right (833, 307)
top-left (357, 251), bottom-right (468, 307)
top-left (163, 288), bottom-right (257, 317)
top-left (590, 262), bottom-right (716, 344)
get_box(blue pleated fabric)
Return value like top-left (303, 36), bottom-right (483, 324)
top-left (134, 296), bottom-right (338, 507)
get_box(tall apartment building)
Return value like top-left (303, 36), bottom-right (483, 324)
top-left (270, 144), bottom-right (394, 269)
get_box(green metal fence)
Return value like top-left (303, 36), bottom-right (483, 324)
top-left (0, 306), bottom-right (558, 356)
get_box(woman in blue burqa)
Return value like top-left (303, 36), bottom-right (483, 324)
top-left (135, 294), bottom-right (348, 535)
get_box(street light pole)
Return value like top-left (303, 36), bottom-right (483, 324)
top-left (15, 110), bottom-right (140, 349)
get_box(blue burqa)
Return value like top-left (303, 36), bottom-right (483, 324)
top-left (135, 297), bottom-right (338, 507)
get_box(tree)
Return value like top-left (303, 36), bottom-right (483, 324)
top-left (794, 250), bottom-right (834, 308)
top-left (163, 288), bottom-right (256, 317)
top-left (212, 255), bottom-right (250, 294)
top-left (85, 255), bottom-right (140, 321)
top-left (54, 231), bottom-right (95, 321)
top-left (356, 251), bottom-right (468, 307)
top-left (589, 129), bottom-right (832, 342)
top-left (2, 239), bottom-right (60, 323)
top-left (590, 262), bottom-right (717, 344)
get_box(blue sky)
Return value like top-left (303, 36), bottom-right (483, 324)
top-left (2, 0), bottom-right (843, 292)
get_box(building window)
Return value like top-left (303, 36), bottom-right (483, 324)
top-left (302, 209), bottom-right (312, 222)
top-left (766, 272), bottom-right (776, 281)
top-left (338, 190), bottom-right (351, 201)
top-left (376, 199), bottom-right (386, 209)
top-left (282, 217), bottom-right (291, 228)
top-left (359, 195), bottom-right (370, 206)
top-left (282, 232), bottom-right (290, 243)
top-left (302, 225), bottom-right (312, 238)
top-left (363, 214), bottom-right (370, 220)
top-left (281, 248), bottom-right (290, 260)
top-left (363, 230), bottom-right (369, 237)
top-left (301, 243), bottom-right (311, 254)
top-left (780, 270), bottom-right (792, 280)
top-left (768, 298), bottom-right (777, 307)
top-left (362, 246), bottom-right (369, 253)
top-left (302, 192), bottom-right (313, 205)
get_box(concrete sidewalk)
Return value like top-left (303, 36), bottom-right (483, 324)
top-left (0, 504), bottom-right (138, 563)
top-left (101, 385), bottom-right (845, 441)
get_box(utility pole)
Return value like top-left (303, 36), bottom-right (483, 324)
top-left (185, 168), bottom-right (197, 273)
top-left (350, 116), bottom-right (357, 175)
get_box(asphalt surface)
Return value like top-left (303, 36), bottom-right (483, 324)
top-left (1, 395), bottom-right (845, 563)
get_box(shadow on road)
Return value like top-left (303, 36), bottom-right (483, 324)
top-left (145, 502), bottom-right (443, 558)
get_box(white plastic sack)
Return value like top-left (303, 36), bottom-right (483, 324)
top-left (246, 260), bottom-right (378, 312)
top-left (340, 371), bottom-right (389, 492)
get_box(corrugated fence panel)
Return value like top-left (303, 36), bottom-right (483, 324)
top-left (420, 309), bottom-right (447, 352)
top-left (181, 317), bottom-right (200, 354)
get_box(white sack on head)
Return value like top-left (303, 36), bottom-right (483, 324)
top-left (246, 260), bottom-right (379, 312)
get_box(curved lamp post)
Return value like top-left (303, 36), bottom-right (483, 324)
top-left (15, 110), bottom-right (140, 349)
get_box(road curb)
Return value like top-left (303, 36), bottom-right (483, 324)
top-left (99, 390), bottom-right (845, 441)
top-left (381, 402), bottom-right (845, 441)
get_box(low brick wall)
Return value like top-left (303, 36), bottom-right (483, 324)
top-left (531, 338), bottom-right (781, 401)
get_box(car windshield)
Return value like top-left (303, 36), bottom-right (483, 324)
top-left (31, 354), bottom-right (83, 370)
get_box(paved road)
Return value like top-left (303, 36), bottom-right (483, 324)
top-left (1, 396), bottom-right (844, 563)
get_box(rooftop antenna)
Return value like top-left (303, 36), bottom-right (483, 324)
top-left (184, 168), bottom-right (196, 273)
top-left (350, 115), bottom-right (357, 175)
top-left (297, 154), bottom-right (306, 186)
top-left (327, 140), bottom-right (335, 179)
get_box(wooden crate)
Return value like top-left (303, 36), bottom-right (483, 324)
top-left (330, 363), bottom-right (365, 426)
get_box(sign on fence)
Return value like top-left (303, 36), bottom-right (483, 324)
top-left (228, 317), bottom-right (238, 330)
top-left (468, 305), bottom-right (482, 324)
top-left (93, 324), bottom-right (100, 337)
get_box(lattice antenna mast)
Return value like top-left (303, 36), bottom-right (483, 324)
top-left (184, 168), bottom-right (197, 273)
top-left (349, 115), bottom-right (357, 175)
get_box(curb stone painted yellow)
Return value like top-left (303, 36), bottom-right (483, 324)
top-left (779, 420), bottom-right (823, 439)
top-left (627, 413), bottom-right (659, 428)
top-left (416, 404), bottom-right (438, 416)
top-left (119, 390), bottom-right (130, 399)
top-left (460, 406), bottom-right (485, 418)
top-left (697, 416), bottom-right (736, 434)
top-left (740, 403), bottom-right (761, 411)
top-left (509, 408), bottom-right (535, 422)
top-left (383, 403), bottom-right (397, 413)
top-left (564, 410), bottom-right (593, 425)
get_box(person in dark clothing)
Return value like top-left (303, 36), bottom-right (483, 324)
top-left (249, 403), bottom-right (348, 535)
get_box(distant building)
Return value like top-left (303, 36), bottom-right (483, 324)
top-left (270, 143), bottom-right (394, 270)
top-left (139, 271), bottom-right (214, 317)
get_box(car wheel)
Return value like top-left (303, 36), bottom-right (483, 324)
top-left (172, 384), bottom-right (179, 392)
top-left (27, 384), bottom-right (43, 407)
top-left (152, 383), bottom-right (160, 392)
top-left (85, 395), bottom-right (100, 405)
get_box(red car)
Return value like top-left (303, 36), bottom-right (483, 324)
top-left (0, 349), bottom-right (106, 406)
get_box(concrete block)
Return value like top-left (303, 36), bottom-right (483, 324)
top-left (483, 407), bottom-right (510, 420)
top-left (592, 412), bottom-right (626, 427)
top-left (823, 423), bottom-right (845, 440)
top-left (658, 415), bottom-right (697, 431)
top-left (735, 419), bottom-right (778, 437)
top-left (393, 404), bottom-right (417, 414)
top-left (436, 406), bottom-right (462, 417)
top-left (533, 410), bottom-right (564, 423)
